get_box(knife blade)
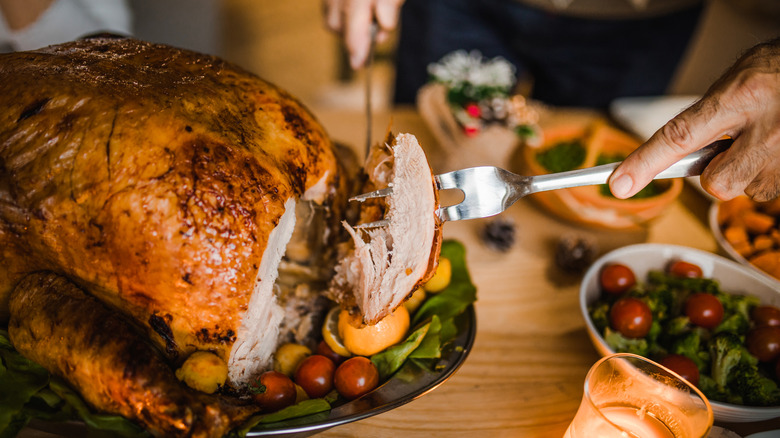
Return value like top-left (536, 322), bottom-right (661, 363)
top-left (364, 22), bottom-right (378, 158)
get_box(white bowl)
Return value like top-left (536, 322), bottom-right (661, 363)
top-left (708, 202), bottom-right (780, 287)
top-left (579, 243), bottom-right (780, 423)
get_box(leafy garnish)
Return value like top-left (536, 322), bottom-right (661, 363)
top-left (413, 240), bottom-right (477, 326)
top-left (371, 320), bottom-right (432, 381)
top-left (48, 379), bottom-right (148, 437)
top-left (236, 399), bottom-right (331, 436)
top-left (1, 329), bottom-right (51, 437)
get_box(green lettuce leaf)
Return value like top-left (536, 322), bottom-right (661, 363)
top-left (236, 399), bottom-right (331, 436)
top-left (0, 329), bottom-right (50, 436)
top-left (48, 379), bottom-right (149, 437)
top-left (409, 316), bottom-right (442, 359)
top-left (413, 241), bottom-right (477, 326)
top-left (371, 321), bottom-right (431, 380)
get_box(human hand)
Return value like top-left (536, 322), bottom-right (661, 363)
top-left (609, 38), bottom-right (780, 202)
top-left (0, 0), bottom-right (54, 30)
top-left (322, 0), bottom-right (405, 69)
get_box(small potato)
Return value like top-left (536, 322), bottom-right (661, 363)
top-left (273, 343), bottom-right (311, 377)
top-left (175, 351), bottom-right (228, 394)
top-left (404, 288), bottom-right (426, 313)
top-left (424, 257), bottom-right (452, 293)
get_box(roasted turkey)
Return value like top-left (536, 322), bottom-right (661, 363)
top-left (0, 36), bottom-right (441, 437)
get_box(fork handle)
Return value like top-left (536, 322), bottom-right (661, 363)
top-left (529, 139), bottom-right (732, 193)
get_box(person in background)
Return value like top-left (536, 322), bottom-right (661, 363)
top-left (323, 0), bottom-right (704, 108)
top-left (0, 0), bottom-right (131, 52)
top-left (324, 1), bottom-right (780, 202)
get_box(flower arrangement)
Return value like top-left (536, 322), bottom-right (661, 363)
top-left (427, 50), bottom-right (539, 140)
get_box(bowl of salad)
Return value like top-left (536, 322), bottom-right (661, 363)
top-left (580, 243), bottom-right (780, 422)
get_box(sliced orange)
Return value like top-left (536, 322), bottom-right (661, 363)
top-left (338, 305), bottom-right (410, 356)
top-left (322, 306), bottom-right (351, 357)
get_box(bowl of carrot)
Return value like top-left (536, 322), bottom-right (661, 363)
top-left (709, 196), bottom-right (780, 285)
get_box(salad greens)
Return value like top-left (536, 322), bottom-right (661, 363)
top-left (535, 140), bottom-right (586, 173)
top-left (0, 239), bottom-right (476, 437)
top-left (589, 269), bottom-right (780, 406)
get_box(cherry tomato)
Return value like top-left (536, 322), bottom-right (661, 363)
top-left (747, 326), bottom-right (780, 363)
top-left (752, 305), bottom-right (780, 328)
top-left (334, 356), bottom-right (380, 400)
top-left (610, 297), bottom-right (653, 338)
top-left (251, 371), bottom-right (296, 411)
top-left (659, 354), bottom-right (700, 386)
top-left (685, 293), bottom-right (724, 329)
top-left (294, 354), bottom-right (335, 398)
top-left (667, 260), bottom-right (703, 278)
top-left (600, 264), bottom-right (637, 295)
top-left (317, 340), bottom-right (346, 365)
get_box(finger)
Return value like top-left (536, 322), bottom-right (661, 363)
top-left (745, 167), bottom-right (780, 202)
top-left (703, 125), bottom-right (780, 201)
top-left (609, 96), bottom-right (743, 199)
top-left (375, 0), bottom-right (403, 31)
top-left (344, 0), bottom-right (374, 69)
top-left (323, 0), bottom-right (345, 33)
top-left (376, 29), bottom-right (390, 45)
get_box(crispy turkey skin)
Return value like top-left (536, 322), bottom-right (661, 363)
top-left (8, 272), bottom-right (258, 438)
top-left (0, 36), bottom-right (346, 385)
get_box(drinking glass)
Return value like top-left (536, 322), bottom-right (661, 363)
top-left (565, 353), bottom-right (713, 438)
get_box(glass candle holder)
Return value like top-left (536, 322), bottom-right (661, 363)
top-left (565, 353), bottom-right (713, 438)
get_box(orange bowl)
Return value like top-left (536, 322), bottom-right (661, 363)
top-left (517, 118), bottom-right (682, 230)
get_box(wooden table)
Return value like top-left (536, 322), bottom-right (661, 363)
top-left (312, 106), bottom-right (780, 438)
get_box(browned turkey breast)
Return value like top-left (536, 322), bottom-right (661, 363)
top-left (0, 36), bottom-right (347, 388)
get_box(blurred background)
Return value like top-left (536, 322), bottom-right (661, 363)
top-left (129, 0), bottom-right (780, 117)
top-left (2, 0), bottom-right (779, 143)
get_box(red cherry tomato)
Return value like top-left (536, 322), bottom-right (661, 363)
top-left (747, 326), bottom-right (780, 363)
top-left (251, 371), bottom-right (296, 411)
top-left (294, 354), bottom-right (335, 398)
top-left (600, 264), bottom-right (637, 295)
top-left (334, 356), bottom-right (380, 400)
top-left (668, 260), bottom-right (703, 278)
top-left (317, 340), bottom-right (346, 365)
top-left (752, 305), bottom-right (780, 328)
top-left (685, 293), bottom-right (724, 329)
top-left (610, 297), bottom-right (653, 338)
top-left (659, 354), bottom-right (700, 386)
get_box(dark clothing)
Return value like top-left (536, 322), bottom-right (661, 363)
top-left (394, 0), bottom-right (704, 109)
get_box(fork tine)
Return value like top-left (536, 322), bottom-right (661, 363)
top-left (354, 219), bottom-right (391, 229)
top-left (350, 186), bottom-right (393, 202)
top-left (434, 171), bottom-right (460, 190)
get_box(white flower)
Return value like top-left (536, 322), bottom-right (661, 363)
top-left (428, 50), bottom-right (516, 91)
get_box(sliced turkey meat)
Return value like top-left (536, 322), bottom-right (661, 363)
top-left (328, 133), bottom-right (443, 325)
